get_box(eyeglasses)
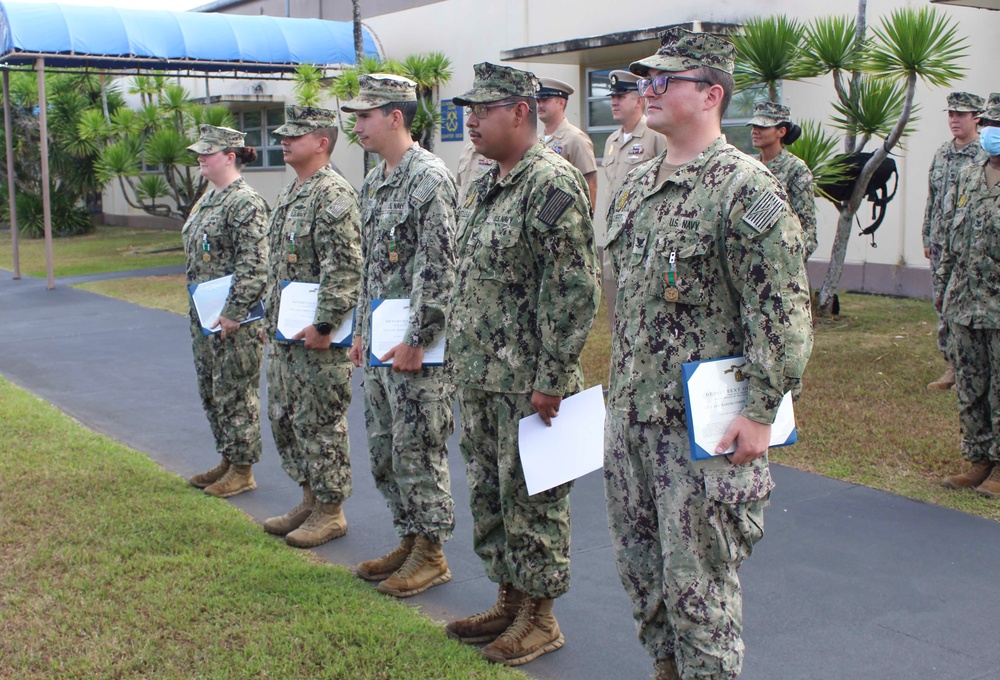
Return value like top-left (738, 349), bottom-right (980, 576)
top-left (465, 102), bottom-right (519, 119)
top-left (636, 75), bottom-right (710, 96)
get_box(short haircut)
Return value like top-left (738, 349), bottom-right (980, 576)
top-left (309, 126), bottom-right (339, 154)
top-left (376, 100), bottom-right (419, 131)
top-left (694, 66), bottom-right (734, 121)
top-left (504, 95), bottom-right (537, 128)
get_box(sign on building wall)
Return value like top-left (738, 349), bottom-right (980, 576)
top-left (441, 100), bottom-right (463, 142)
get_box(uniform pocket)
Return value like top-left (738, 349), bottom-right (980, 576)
top-left (403, 376), bottom-right (451, 402)
top-left (472, 228), bottom-right (521, 283)
top-left (648, 227), bottom-right (714, 307)
top-left (702, 464), bottom-right (774, 564)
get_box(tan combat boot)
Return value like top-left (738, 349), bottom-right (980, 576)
top-left (189, 458), bottom-right (229, 489)
top-left (481, 595), bottom-right (565, 666)
top-left (941, 461), bottom-right (994, 490)
top-left (376, 536), bottom-right (451, 597)
top-left (653, 657), bottom-right (681, 680)
top-left (204, 464), bottom-right (256, 498)
top-left (263, 484), bottom-right (314, 536)
top-left (927, 364), bottom-right (956, 391)
top-left (356, 535), bottom-right (416, 581)
top-left (975, 465), bottom-right (1000, 498)
top-left (284, 501), bottom-right (347, 548)
top-left (446, 583), bottom-right (524, 644)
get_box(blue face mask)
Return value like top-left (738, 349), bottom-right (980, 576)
top-left (980, 126), bottom-right (1000, 156)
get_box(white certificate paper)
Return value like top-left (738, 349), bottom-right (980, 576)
top-left (517, 384), bottom-right (606, 496)
top-left (275, 280), bottom-right (353, 347)
top-left (188, 274), bottom-right (264, 335)
top-left (681, 355), bottom-right (796, 460)
top-left (369, 298), bottom-right (445, 366)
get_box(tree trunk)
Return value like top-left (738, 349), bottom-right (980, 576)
top-left (352, 0), bottom-right (374, 175)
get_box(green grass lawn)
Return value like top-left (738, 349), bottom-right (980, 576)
top-left (0, 225), bottom-right (184, 278)
top-left (0, 378), bottom-right (523, 680)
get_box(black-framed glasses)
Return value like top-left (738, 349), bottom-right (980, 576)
top-left (465, 102), bottom-right (519, 119)
top-left (636, 75), bottom-right (710, 96)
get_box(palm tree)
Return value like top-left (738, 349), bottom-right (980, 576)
top-left (734, 5), bottom-right (968, 314)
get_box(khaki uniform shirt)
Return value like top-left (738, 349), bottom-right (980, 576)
top-left (922, 138), bottom-right (987, 249)
top-left (264, 166), bottom-right (362, 337)
top-left (606, 136), bottom-right (813, 426)
top-left (455, 141), bottom-right (493, 203)
top-left (183, 177), bottom-right (269, 321)
top-left (761, 149), bottom-right (818, 258)
top-left (541, 117), bottom-right (598, 177)
top-left (357, 143), bottom-right (458, 350)
top-left (938, 160), bottom-right (1000, 329)
top-left (602, 115), bottom-right (666, 205)
top-left (447, 143), bottom-right (601, 395)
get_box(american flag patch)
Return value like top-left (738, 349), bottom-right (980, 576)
top-left (413, 174), bottom-right (443, 203)
top-left (537, 188), bottom-right (574, 226)
top-left (326, 195), bottom-right (353, 219)
top-left (742, 190), bottom-right (785, 233)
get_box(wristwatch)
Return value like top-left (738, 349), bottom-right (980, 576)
top-left (313, 322), bottom-right (334, 335)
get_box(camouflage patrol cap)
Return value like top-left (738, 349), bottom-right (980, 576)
top-left (945, 91), bottom-right (985, 114)
top-left (452, 62), bottom-right (539, 106)
top-left (272, 105), bottom-right (339, 137)
top-left (630, 27), bottom-right (735, 76)
top-left (340, 73), bottom-right (418, 112)
top-left (607, 70), bottom-right (641, 95)
top-left (980, 93), bottom-right (1000, 124)
top-left (746, 101), bottom-right (791, 127)
top-left (187, 125), bottom-right (246, 154)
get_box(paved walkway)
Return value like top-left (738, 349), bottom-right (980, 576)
top-left (2, 270), bottom-right (999, 680)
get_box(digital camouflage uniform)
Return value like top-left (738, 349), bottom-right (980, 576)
top-left (447, 66), bottom-right (601, 599)
top-left (184, 126), bottom-right (269, 467)
top-left (748, 101), bottom-right (818, 259)
top-left (923, 92), bottom-right (987, 356)
top-left (351, 121), bottom-right (458, 542)
top-left (265, 108), bottom-right (362, 505)
top-left (605, 30), bottom-right (813, 679)
top-left (937, 143), bottom-right (1000, 467)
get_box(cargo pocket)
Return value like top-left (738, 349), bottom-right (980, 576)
top-left (403, 377), bottom-right (450, 403)
top-left (703, 464), bottom-right (774, 564)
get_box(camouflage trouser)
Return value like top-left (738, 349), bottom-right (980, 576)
top-left (951, 323), bottom-right (1000, 463)
top-left (362, 366), bottom-right (455, 543)
top-left (189, 316), bottom-right (263, 466)
top-left (457, 387), bottom-right (572, 599)
top-left (604, 416), bottom-right (773, 680)
top-left (929, 243), bottom-right (951, 357)
top-left (266, 342), bottom-right (353, 504)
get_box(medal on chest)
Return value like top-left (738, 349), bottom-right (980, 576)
top-left (664, 251), bottom-right (679, 302)
top-left (201, 233), bottom-right (211, 262)
top-left (288, 232), bottom-right (298, 264)
top-left (388, 227), bottom-right (399, 263)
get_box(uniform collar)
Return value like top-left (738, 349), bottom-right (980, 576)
top-left (376, 142), bottom-right (421, 188)
top-left (650, 135), bottom-right (729, 192)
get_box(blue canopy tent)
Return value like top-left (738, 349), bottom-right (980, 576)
top-left (0, 1), bottom-right (380, 286)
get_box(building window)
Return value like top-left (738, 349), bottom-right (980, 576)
top-left (585, 68), bottom-right (616, 161)
top-left (236, 108), bottom-right (286, 169)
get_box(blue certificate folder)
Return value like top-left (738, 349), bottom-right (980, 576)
top-left (275, 280), bottom-right (354, 347)
top-left (681, 355), bottom-right (797, 461)
top-left (369, 298), bottom-right (446, 367)
top-left (188, 274), bottom-right (264, 336)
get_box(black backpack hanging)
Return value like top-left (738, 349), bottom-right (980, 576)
top-left (817, 152), bottom-right (899, 247)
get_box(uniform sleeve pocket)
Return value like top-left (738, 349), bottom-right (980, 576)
top-left (702, 464), bottom-right (774, 564)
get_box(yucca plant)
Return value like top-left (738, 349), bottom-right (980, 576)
top-left (732, 16), bottom-right (814, 102)
top-left (734, 4), bottom-right (968, 314)
top-left (785, 120), bottom-right (854, 202)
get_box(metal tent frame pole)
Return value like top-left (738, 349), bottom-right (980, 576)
top-left (36, 57), bottom-right (54, 290)
top-left (3, 69), bottom-right (20, 280)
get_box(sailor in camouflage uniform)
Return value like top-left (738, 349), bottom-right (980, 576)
top-left (184, 125), bottom-right (269, 499)
top-left (604, 30), bottom-right (812, 679)
top-left (261, 106), bottom-right (363, 549)
top-left (341, 74), bottom-right (458, 597)
top-left (748, 101), bottom-right (818, 259)
top-left (444, 62), bottom-right (601, 666)
top-left (936, 92), bottom-right (1000, 497)
top-left (923, 91), bottom-right (987, 392)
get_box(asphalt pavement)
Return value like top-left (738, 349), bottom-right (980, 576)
top-left (2, 269), bottom-right (999, 680)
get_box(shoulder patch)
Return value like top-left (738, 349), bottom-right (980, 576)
top-left (742, 189), bottom-right (785, 234)
top-left (537, 188), bottom-right (575, 227)
top-left (326, 195), bottom-right (354, 220)
top-left (412, 173), bottom-right (444, 205)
